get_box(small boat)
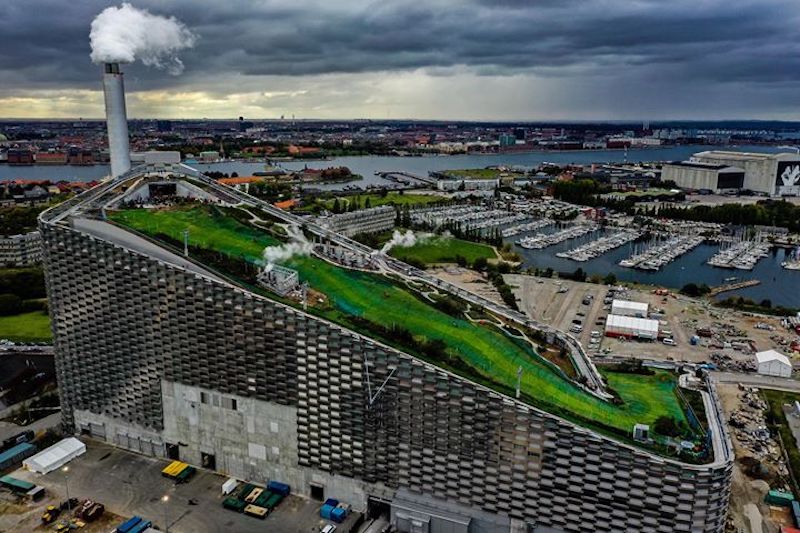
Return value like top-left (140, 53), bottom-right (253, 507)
top-left (723, 276), bottom-right (737, 282)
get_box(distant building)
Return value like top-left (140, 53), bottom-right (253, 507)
top-left (317, 205), bottom-right (395, 237)
top-left (686, 151), bottom-right (800, 196)
top-left (756, 350), bottom-right (792, 378)
top-left (7, 148), bottom-right (34, 166)
top-left (35, 151), bottom-right (67, 165)
top-left (130, 151), bottom-right (182, 165)
top-left (156, 120), bottom-right (173, 132)
top-left (437, 179), bottom-right (499, 192)
top-left (0, 231), bottom-right (42, 266)
top-left (498, 134), bottom-right (517, 147)
top-left (661, 161), bottom-right (745, 193)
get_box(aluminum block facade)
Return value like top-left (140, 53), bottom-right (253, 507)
top-left (40, 220), bottom-right (732, 533)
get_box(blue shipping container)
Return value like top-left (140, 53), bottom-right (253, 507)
top-left (323, 498), bottom-right (339, 507)
top-left (127, 520), bottom-right (152, 533)
top-left (331, 507), bottom-right (347, 523)
top-left (793, 500), bottom-right (800, 527)
top-left (0, 443), bottom-right (36, 470)
top-left (116, 516), bottom-right (142, 533)
top-left (267, 480), bottom-right (291, 496)
top-left (320, 504), bottom-right (334, 519)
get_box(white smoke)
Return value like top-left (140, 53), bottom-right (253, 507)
top-left (380, 230), bottom-right (421, 254)
top-left (90, 3), bottom-right (197, 75)
top-left (263, 225), bottom-right (313, 270)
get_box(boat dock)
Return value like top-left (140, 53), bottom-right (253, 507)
top-left (502, 219), bottom-right (553, 238)
top-left (708, 279), bottom-right (761, 296)
top-left (782, 246), bottom-right (800, 271)
top-left (618, 234), bottom-right (704, 271)
top-left (517, 224), bottom-right (597, 250)
top-left (707, 237), bottom-right (771, 270)
top-left (556, 229), bottom-right (643, 262)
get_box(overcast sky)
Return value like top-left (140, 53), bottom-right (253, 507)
top-left (2, 0), bottom-right (800, 121)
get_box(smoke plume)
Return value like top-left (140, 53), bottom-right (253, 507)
top-left (380, 230), bottom-right (421, 254)
top-left (263, 225), bottom-right (314, 270)
top-left (90, 3), bottom-right (197, 75)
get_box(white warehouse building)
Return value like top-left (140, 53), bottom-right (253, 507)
top-left (665, 151), bottom-right (800, 196)
top-left (611, 299), bottom-right (649, 318)
top-left (756, 350), bottom-right (792, 378)
top-left (604, 314), bottom-right (660, 340)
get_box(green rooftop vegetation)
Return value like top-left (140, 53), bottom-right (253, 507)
top-left (440, 168), bottom-right (509, 179)
top-left (390, 235), bottom-right (497, 266)
top-left (0, 311), bottom-right (51, 343)
top-left (108, 204), bottom-right (700, 447)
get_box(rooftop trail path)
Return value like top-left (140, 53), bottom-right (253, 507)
top-left (108, 204), bottom-right (692, 436)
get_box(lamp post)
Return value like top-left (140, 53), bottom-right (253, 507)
top-left (62, 466), bottom-right (71, 512)
top-left (162, 494), bottom-right (170, 533)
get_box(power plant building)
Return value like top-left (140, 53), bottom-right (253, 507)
top-left (40, 163), bottom-right (733, 533)
top-left (663, 151), bottom-right (800, 196)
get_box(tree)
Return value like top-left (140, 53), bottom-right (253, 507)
top-left (364, 197), bottom-right (372, 209)
top-left (332, 198), bottom-right (342, 214)
top-left (0, 294), bottom-right (22, 316)
top-left (603, 273), bottom-right (617, 286)
top-left (653, 415), bottom-right (684, 437)
top-left (472, 257), bottom-right (488, 271)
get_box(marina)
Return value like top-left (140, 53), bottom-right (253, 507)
top-left (501, 218), bottom-right (554, 238)
top-left (517, 223), bottom-right (597, 250)
top-left (707, 235), bottom-right (771, 270)
top-left (556, 229), bottom-right (643, 262)
top-left (782, 246), bottom-right (800, 270)
top-left (618, 234), bottom-right (705, 271)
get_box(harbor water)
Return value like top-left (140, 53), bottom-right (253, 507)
top-left (2, 144), bottom-right (798, 307)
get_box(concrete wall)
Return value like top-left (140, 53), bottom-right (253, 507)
top-left (161, 381), bottom-right (386, 508)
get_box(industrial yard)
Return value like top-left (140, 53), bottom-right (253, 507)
top-left (1, 439), bottom-right (360, 533)
top-left (507, 273), bottom-right (794, 366)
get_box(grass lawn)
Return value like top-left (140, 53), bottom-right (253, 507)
top-left (0, 311), bottom-right (51, 342)
top-left (601, 369), bottom-right (688, 425)
top-left (390, 236), bottom-right (496, 265)
top-left (320, 192), bottom-right (444, 211)
top-left (110, 204), bottom-right (692, 437)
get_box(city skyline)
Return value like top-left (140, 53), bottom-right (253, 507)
top-left (2, 0), bottom-right (800, 121)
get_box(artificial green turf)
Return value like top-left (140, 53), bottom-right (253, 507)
top-left (390, 236), bottom-right (496, 265)
top-left (109, 205), bottom-right (691, 435)
top-left (0, 311), bottom-right (52, 342)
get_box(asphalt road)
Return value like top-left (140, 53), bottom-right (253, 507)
top-left (711, 371), bottom-right (800, 392)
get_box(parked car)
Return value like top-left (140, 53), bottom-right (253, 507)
top-left (663, 338), bottom-right (676, 346)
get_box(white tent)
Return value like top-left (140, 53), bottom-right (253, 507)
top-left (23, 437), bottom-right (86, 474)
top-left (605, 314), bottom-right (659, 340)
top-left (611, 299), bottom-right (649, 318)
top-left (756, 350), bottom-right (792, 378)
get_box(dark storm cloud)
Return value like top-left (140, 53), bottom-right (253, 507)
top-left (1, 0), bottom-right (799, 99)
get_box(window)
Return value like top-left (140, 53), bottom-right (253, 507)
top-left (200, 392), bottom-right (208, 404)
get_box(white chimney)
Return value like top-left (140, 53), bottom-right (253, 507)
top-left (103, 63), bottom-right (131, 178)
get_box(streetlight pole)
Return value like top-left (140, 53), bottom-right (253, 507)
top-left (162, 494), bottom-right (169, 533)
top-left (62, 466), bottom-right (71, 512)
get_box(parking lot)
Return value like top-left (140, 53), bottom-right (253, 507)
top-left (3, 439), bottom-right (362, 533)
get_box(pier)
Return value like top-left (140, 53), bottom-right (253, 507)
top-left (618, 235), bottom-right (704, 271)
top-left (556, 229), bottom-right (643, 262)
top-left (517, 223), bottom-right (597, 250)
top-left (502, 218), bottom-right (553, 238)
top-left (707, 237), bottom-right (771, 270)
top-left (708, 279), bottom-right (761, 297)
